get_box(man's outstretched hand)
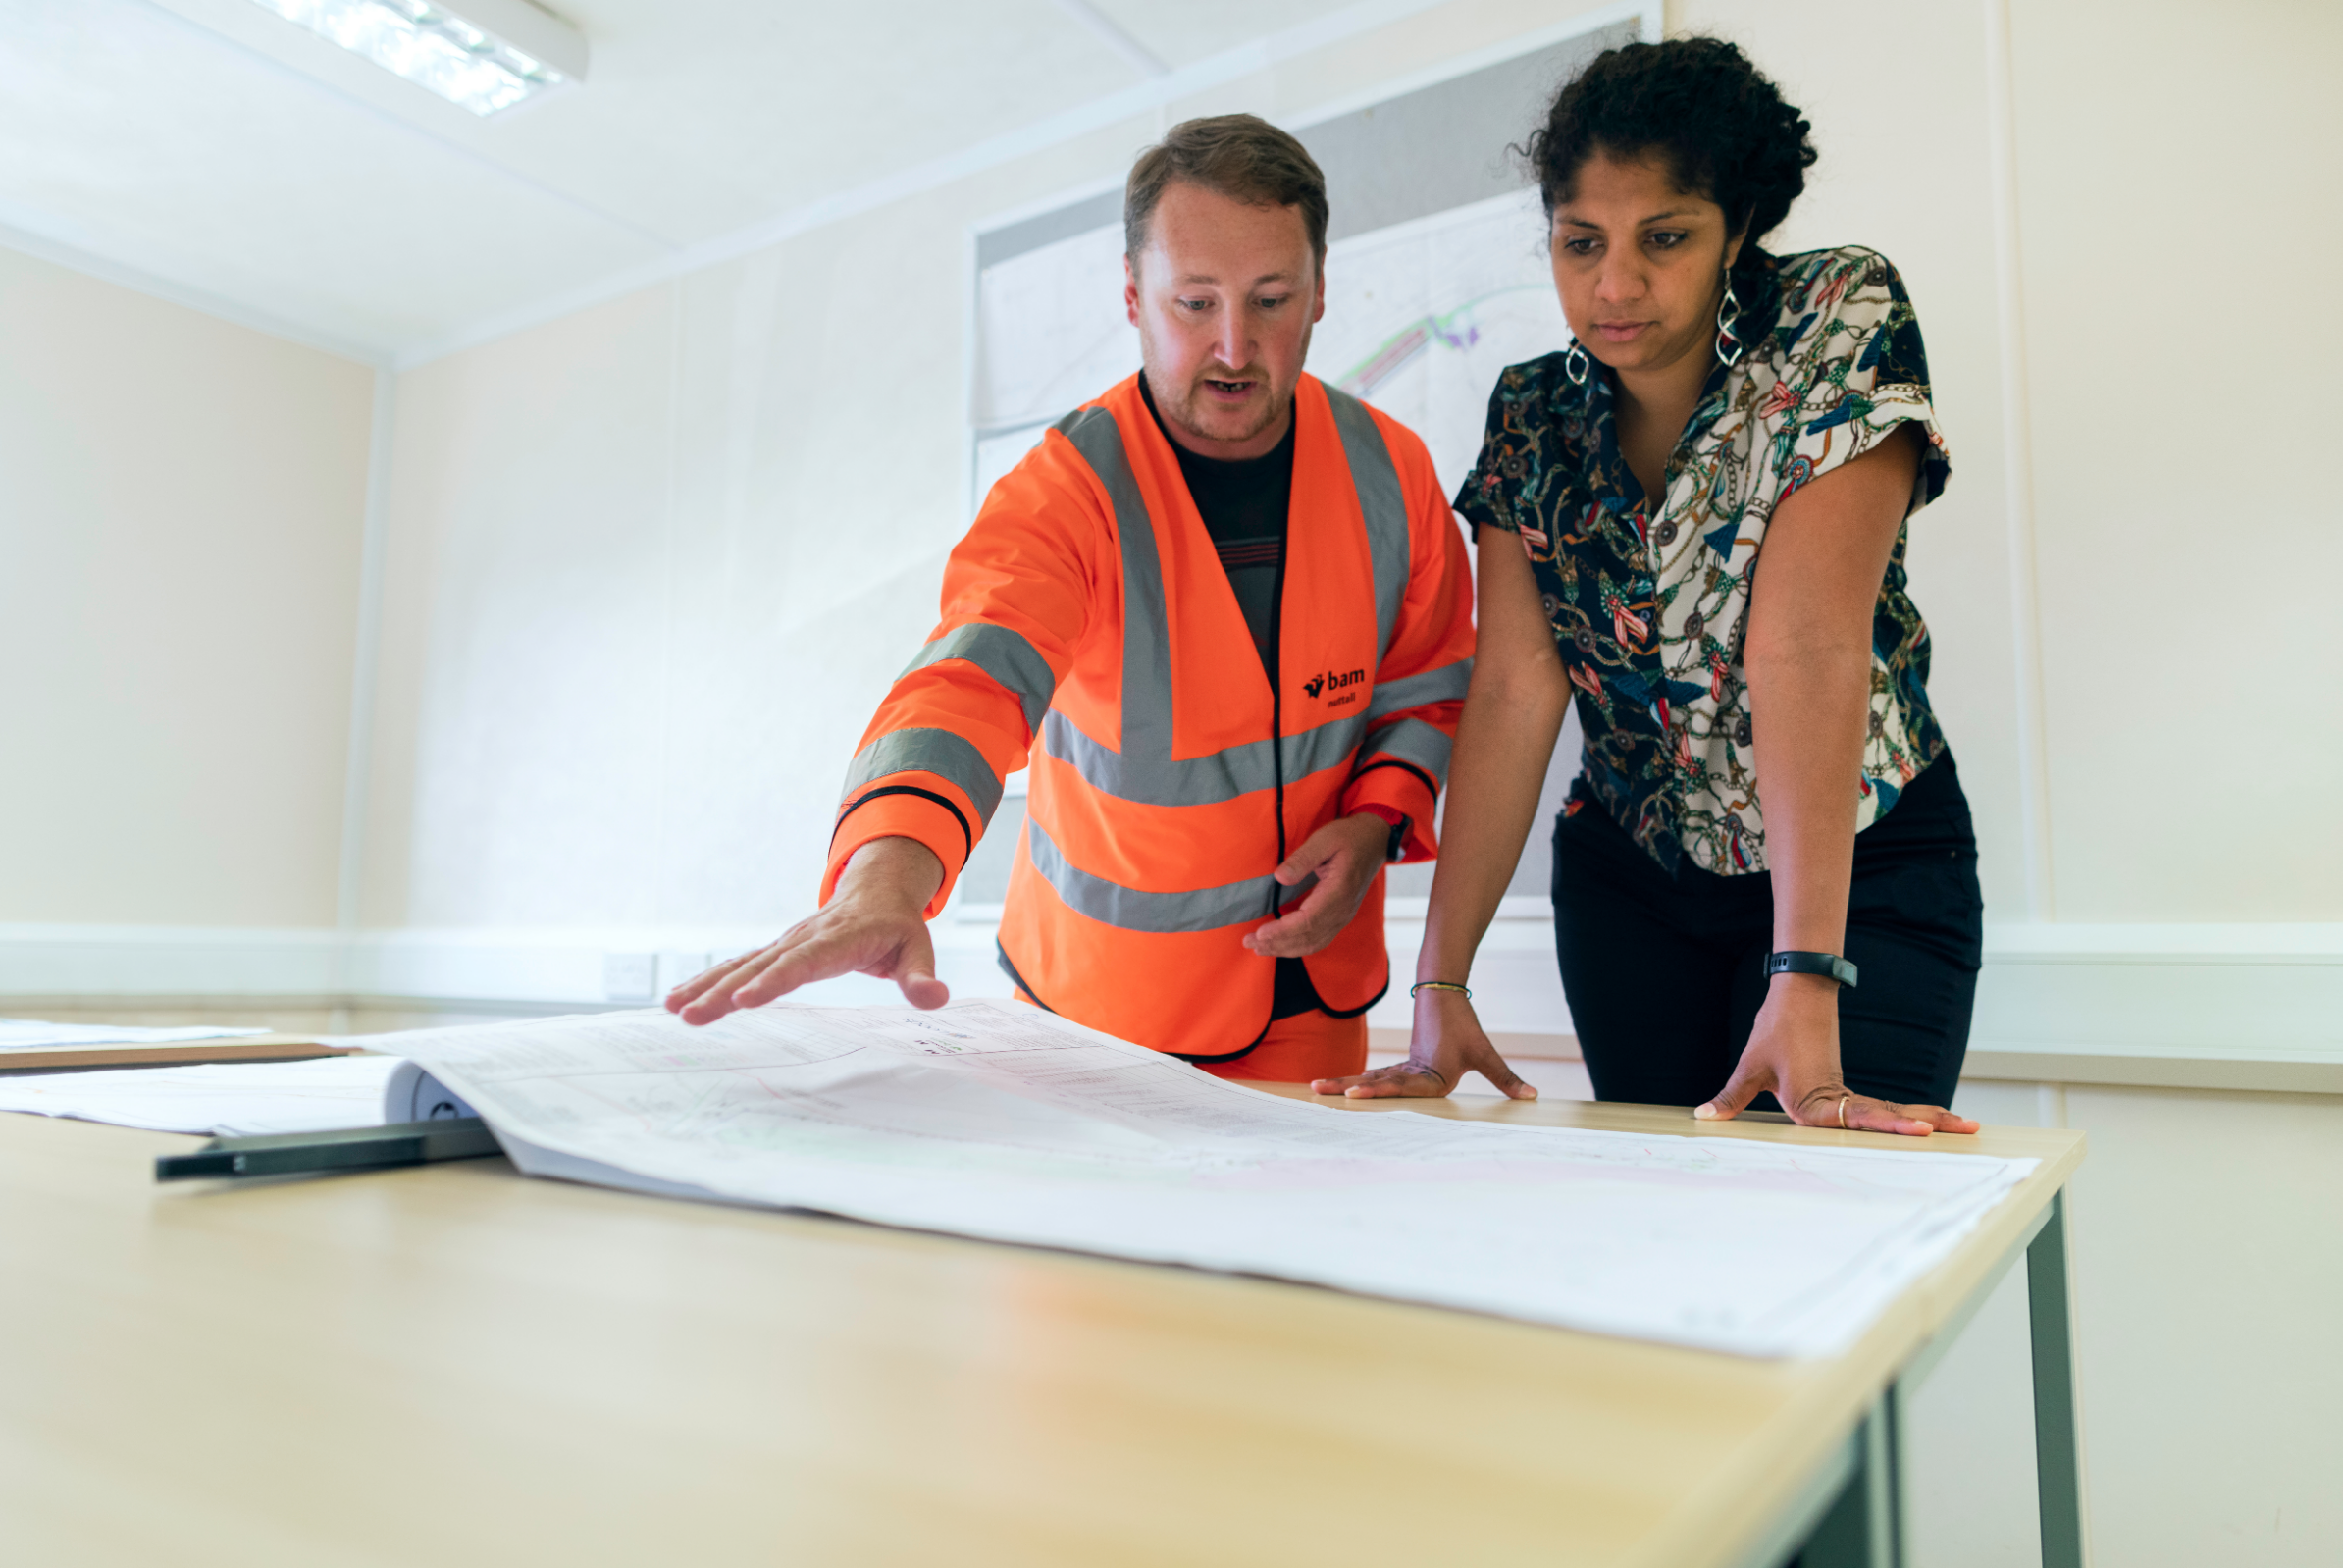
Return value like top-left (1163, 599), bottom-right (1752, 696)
top-left (665, 837), bottom-right (948, 1025)
top-left (1243, 811), bottom-right (1393, 959)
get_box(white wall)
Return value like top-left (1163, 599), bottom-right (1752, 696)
top-left (2009, 0), bottom-right (2342, 921)
top-left (3, 0), bottom-right (2336, 1560)
top-left (1902, 1077), bottom-right (2343, 1567)
top-left (0, 244), bottom-right (374, 930)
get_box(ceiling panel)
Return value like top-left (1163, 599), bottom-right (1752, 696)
top-left (0, 0), bottom-right (1380, 359)
top-left (0, 0), bottom-right (667, 345)
top-left (473, 0), bottom-right (1144, 245)
top-left (1087, 0), bottom-right (1379, 70)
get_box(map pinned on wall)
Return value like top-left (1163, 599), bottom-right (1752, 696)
top-left (1311, 187), bottom-right (1563, 497)
top-left (966, 16), bottom-right (1640, 512)
top-left (970, 219), bottom-right (1132, 497)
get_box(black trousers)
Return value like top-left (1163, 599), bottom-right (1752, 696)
top-left (1550, 755), bottom-right (1984, 1111)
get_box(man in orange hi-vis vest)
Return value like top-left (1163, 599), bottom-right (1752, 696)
top-left (668, 115), bottom-right (1532, 1097)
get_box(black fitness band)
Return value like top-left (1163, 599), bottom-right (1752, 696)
top-left (1765, 951), bottom-right (1859, 988)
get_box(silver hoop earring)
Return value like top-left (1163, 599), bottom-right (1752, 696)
top-left (1563, 339), bottom-right (1590, 387)
top-left (1714, 274), bottom-right (1744, 368)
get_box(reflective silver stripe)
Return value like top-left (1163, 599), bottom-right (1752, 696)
top-left (842, 727), bottom-right (1004, 827)
top-left (1359, 717), bottom-right (1452, 782)
top-left (899, 623), bottom-right (1058, 735)
top-left (1323, 385), bottom-right (1411, 664)
top-left (1046, 392), bottom-right (1417, 809)
top-left (1055, 406), bottom-right (1175, 764)
top-left (1025, 817), bottom-right (1276, 934)
top-left (1042, 707), bottom-right (1367, 806)
top-left (1363, 658), bottom-right (1473, 722)
top-left (1280, 710), bottom-right (1374, 785)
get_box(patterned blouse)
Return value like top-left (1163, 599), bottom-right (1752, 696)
top-left (1456, 245), bottom-right (1952, 875)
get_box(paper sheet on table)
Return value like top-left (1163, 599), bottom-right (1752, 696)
top-left (0, 1055), bottom-right (401, 1135)
top-left (381, 1000), bottom-right (2037, 1359)
top-left (0, 1019), bottom-right (271, 1053)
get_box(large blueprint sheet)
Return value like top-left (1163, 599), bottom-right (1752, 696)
top-left (387, 1001), bottom-right (2035, 1358)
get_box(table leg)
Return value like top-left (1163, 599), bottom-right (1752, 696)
top-left (2028, 1188), bottom-right (2089, 1567)
top-left (1797, 1395), bottom-right (1899, 1568)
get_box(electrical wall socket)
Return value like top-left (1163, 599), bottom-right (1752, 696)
top-left (656, 951), bottom-right (715, 992)
top-left (601, 952), bottom-right (656, 1003)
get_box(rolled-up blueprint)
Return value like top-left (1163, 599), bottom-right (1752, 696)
top-left (383, 1058), bottom-right (481, 1124)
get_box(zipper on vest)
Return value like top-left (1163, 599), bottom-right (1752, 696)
top-left (1267, 529), bottom-right (1289, 912)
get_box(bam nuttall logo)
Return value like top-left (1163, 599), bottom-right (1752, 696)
top-left (1303, 669), bottom-right (1368, 701)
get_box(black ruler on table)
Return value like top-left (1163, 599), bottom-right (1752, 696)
top-left (155, 1117), bottom-right (500, 1181)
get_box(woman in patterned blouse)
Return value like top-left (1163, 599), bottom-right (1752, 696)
top-left (1316, 38), bottom-right (1985, 1137)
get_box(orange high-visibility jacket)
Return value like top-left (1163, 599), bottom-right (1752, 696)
top-left (821, 372), bottom-right (1475, 1060)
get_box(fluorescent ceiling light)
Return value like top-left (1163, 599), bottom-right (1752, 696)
top-left (247, 0), bottom-right (589, 117)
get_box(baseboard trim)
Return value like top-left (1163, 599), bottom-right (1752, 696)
top-left (1959, 1042), bottom-right (2343, 1095)
top-left (0, 926), bottom-right (339, 998)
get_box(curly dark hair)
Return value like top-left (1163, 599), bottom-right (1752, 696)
top-left (1527, 38), bottom-right (1817, 256)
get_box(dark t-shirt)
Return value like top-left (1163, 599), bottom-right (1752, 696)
top-left (1139, 374), bottom-right (1291, 680)
top-left (1138, 375), bottom-right (1325, 1026)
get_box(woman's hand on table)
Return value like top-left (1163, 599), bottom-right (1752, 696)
top-left (1309, 988), bottom-right (1539, 1101)
top-left (1694, 973), bottom-right (1975, 1136)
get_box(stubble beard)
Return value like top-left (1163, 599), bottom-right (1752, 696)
top-left (1144, 321), bottom-right (1314, 453)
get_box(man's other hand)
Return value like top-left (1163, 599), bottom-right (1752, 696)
top-left (1242, 811), bottom-right (1390, 960)
top-left (665, 838), bottom-right (948, 1025)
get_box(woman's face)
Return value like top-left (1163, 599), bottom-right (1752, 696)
top-left (1549, 150), bottom-right (1742, 380)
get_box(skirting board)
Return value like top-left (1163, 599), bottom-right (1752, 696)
top-left (0, 926), bottom-right (340, 997)
top-left (1, 919), bottom-right (2335, 1094)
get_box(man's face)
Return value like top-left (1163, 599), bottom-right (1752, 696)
top-left (1125, 181), bottom-right (1326, 460)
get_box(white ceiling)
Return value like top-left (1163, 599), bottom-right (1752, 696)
top-left (0, 0), bottom-right (1419, 364)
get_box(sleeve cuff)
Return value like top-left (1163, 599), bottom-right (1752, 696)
top-left (1795, 387), bottom-right (1949, 514)
top-left (1342, 766), bottom-right (1439, 862)
top-left (821, 791), bottom-right (972, 917)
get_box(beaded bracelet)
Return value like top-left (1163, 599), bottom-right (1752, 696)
top-left (1408, 980), bottom-right (1472, 1000)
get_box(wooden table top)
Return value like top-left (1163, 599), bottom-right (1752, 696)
top-left (0, 1089), bottom-right (2084, 1568)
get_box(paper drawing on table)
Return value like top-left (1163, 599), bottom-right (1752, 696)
top-left (0, 1055), bottom-right (403, 1136)
top-left (371, 1000), bottom-right (2035, 1359)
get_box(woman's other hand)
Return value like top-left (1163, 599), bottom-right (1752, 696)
top-left (1310, 989), bottom-right (1539, 1100)
top-left (1694, 972), bottom-right (1975, 1135)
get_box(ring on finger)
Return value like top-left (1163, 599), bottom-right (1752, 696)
top-left (1838, 1094), bottom-right (1850, 1129)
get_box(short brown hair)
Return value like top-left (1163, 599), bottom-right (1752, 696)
top-left (1124, 114), bottom-right (1328, 271)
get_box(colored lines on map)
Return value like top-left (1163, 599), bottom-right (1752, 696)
top-left (1334, 285), bottom-right (1549, 399)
